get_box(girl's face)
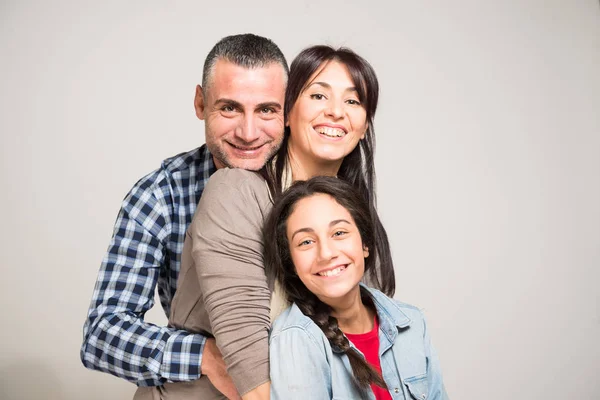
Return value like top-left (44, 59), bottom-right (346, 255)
top-left (287, 61), bottom-right (368, 167)
top-left (285, 194), bottom-right (368, 307)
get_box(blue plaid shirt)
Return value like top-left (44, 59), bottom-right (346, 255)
top-left (81, 145), bottom-right (216, 386)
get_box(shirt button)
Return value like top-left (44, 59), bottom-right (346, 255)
top-left (394, 387), bottom-right (399, 393)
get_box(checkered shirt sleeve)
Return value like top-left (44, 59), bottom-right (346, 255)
top-left (81, 148), bottom-right (211, 387)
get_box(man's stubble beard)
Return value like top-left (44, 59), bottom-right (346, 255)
top-left (206, 136), bottom-right (282, 171)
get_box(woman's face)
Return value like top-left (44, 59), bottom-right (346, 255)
top-left (286, 193), bottom-right (368, 308)
top-left (287, 61), bottom-right (368, 167)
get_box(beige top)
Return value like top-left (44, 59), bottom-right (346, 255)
top-left (172, 168), bottom-right (273, 398)
top-left (133, 167), bottom-right (292, 400)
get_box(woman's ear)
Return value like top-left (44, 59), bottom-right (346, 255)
top-left (360, 122), bottom-right (369, 140)
top-left (363, 246), bottom-right (369, 258)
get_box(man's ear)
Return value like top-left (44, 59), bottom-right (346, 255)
top-left (194, 84), bottom-right (206, 120)
top-left (363, 246), bottom-right (369, 258)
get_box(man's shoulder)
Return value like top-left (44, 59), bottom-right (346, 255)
top-left (160, 145), bottom-right (208, 176)
top-left (132, 146), bottom-right (208, 191)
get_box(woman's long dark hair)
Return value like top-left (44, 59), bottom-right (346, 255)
top-left (263, 176), bottom-right (395, 389)
top-left (261, 45), bottom-right (394, 296)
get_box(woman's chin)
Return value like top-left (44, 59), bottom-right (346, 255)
top-left (310, 150), bottom-right (348, 165)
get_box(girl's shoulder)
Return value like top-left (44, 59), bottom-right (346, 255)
top-left (271, 303), bottom-right (319, 335)
top-left (269, 303), bottom-right (334, 363)
top-left (363, 285), bottom-right (426, 326)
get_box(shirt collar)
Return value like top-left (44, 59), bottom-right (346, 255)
top-left (360, 284), bottom-right (412, 339)
top-left (203, 144), bottom-right (217, 181)
top-left (330, 285), bottom-right (412, 353)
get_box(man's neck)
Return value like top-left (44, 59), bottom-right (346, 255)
top-left (212, 155), bottom-right (226, 170)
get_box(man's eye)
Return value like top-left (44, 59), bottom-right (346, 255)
top-left (260, 107), bottom-right (275, 114)
top-left (310, 93), bottom-right (325, 100)
top-left (333, 231), bottom-right (347, 237)
top-left (222, 105), bottom-right (235, 112)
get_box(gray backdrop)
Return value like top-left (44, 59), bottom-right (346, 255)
top-left (1, 0), bottom-right (599, 399)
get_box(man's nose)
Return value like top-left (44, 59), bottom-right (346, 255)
top-left (234, 115), bottom-right (260, 143)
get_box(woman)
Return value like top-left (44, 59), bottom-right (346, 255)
top-left (265, 177), bottom-right (448, 400)
top-left (145, 45), bottom-right (390, 400)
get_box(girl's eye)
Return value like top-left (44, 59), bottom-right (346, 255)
top-left (333, 231), bottom-right (347, 237)
top-left (299, 239), bottom-right (314, 247)
top-left (310, 93), bottom-right (325, 100)
top-left (346, 99), bottom-right (361, 106)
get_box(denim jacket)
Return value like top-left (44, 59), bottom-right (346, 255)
top-left (269, 285), bottom-right (448, 399)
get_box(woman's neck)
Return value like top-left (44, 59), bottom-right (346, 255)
top-left (329, 289), bottom-right (375, 334)
top-left (287, 148), bottom-right (342, 181)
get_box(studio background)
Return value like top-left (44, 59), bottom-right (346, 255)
top-left (1, 1), bottom-right (599, 399)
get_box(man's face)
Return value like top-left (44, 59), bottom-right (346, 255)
top-left (195, 59), bottom-right (286, 170)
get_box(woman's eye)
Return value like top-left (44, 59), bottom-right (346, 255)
top-left (310, 93), bottom-right (325, 100)
top-left (333, 231), bottom-right (347, 237)
top-left (298, 239), bottom-right (313, 247)
top-left (346, 99), bottom-right (361, 106)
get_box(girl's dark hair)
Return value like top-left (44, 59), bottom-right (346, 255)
top-left (261, 45), bottom-right (394, 296)
top-left (263, 176), bottom-right (395, 389)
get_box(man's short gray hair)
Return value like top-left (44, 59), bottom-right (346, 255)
top-left (202, 33), bottom-right (289, 90)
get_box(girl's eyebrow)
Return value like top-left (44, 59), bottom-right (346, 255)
top-left (290, 219), bottom-right (351, 241)
top-left (330, 219), bottom-right (351, 227)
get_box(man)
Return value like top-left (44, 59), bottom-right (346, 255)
top-left (81, 33), bottom-right (288, 399)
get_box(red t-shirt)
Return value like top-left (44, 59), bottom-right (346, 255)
top-left (344, 316), bottom-right (392, 400)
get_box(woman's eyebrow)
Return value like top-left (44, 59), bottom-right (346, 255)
top-left (308, 81), bottom-right (331, 90)
top-left (308, 82), bottom-right (358, 93)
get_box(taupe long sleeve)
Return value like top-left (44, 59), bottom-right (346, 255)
top-left (170, 168), bottom-right (273, 397)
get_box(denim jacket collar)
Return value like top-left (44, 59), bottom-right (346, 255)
top-left (331, 284), bottom-right (412, 354)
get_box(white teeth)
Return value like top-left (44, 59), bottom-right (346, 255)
top-left (318, 265), bottom-right (347, 277)
top-left (315, 126), bottom-right (345, 137)
top-left (232, 144), bottom-right (260, 150)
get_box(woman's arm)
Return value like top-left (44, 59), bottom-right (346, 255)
top-left (242, 382), bottom-right (270, 400)
top-left (190, 169), bottom-right (272, 397)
